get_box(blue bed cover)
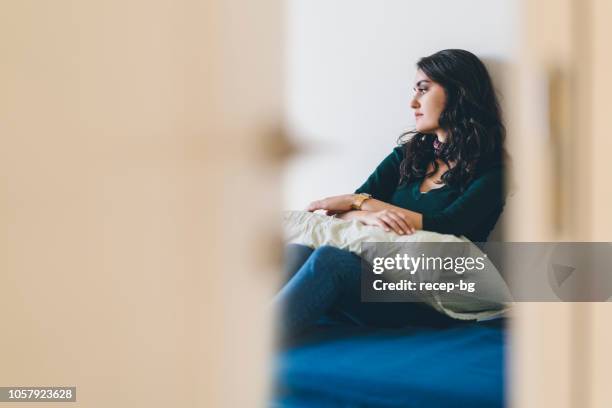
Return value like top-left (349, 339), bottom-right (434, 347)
top-left (272, 318), bottom-right (506, 407)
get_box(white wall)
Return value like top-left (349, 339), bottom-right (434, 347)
top-left (283, 0), bottom-right (518, 210)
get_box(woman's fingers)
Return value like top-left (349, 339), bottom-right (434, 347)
top-left (379, 214), bottom-right (405, 235)
top-left (376, 210), bottom-right (416, 235)
top-left (386, 211), bottom-right (414, 235)
top-left (391, 210), bottom-right (416, 234)
top-left (306, 200), bottom-right (324, 212)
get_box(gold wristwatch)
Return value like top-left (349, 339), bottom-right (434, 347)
top-left (351, 193), bottom-right (372, 210)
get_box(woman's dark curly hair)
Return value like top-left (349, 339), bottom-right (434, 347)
top-left (398, 49), bottom-right (508, 192)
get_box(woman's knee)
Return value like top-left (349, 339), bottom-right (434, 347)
top-left (310, 245), bottom-right (361, 280)
top-left (282, 244), bottom-right (315, 281)
top-left (311, 245), bottom-right (350, 262)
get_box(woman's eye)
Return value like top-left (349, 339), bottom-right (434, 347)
top-left (417, 87), bottom-right (428, 94)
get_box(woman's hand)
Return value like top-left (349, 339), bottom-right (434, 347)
top-left (306, 195), bottom-right (420, 234)
top-left (306, 194), bottom-right (355, 215)
top-left (359, 209), bottom-right (416, 235)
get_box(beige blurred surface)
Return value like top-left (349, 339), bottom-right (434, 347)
top-left (508, 0), bottom-right (612, 407)
top-left (506, 0), bottom-right (575, 406)
top-left (1, 0), bottom-right (283, 407)
top-left (587, 0), bottom-right (612, 406)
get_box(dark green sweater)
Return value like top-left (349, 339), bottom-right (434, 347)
top-left (354, 146), bottom-right (506, 242)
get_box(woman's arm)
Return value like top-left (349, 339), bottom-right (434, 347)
top-left (306, 194), bottom-right (417, 235)
top-left (308, 167), bottom-right (504, 237)
top-left (336, 208), bottom-right (417, 235)
top-left (306, 146), bottom-right (419, 234)
top-left (359, 167), bottom-right (504, 236)
top-left (359, 199), bottom-right (423, 230)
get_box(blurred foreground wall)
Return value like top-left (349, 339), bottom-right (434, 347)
top-left (1, 1), bottom-right (284, 407)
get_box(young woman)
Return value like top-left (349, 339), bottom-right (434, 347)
top-left (275, 49), bottom-right (509, 338)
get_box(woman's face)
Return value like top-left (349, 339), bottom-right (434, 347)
top-left (410, 69), bottom-right (447, 133)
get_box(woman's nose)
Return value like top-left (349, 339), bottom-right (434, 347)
top-left (410, 96), bottom-right (419, 109)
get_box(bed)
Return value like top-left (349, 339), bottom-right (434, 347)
top-left (272, 317), bottom-right (507, 407)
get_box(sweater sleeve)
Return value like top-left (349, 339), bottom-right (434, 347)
top-left (354, 146), bottom-right (403, 202)
top-left (422, 166), bottom-right (506, 236)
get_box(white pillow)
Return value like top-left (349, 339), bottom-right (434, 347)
top-left (282, 210), bottom-right (513, 321)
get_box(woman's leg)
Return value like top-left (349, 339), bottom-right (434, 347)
top-left (279, 244), bottom-right (315, 287)
top-left (274, 245), bottom-right (462, 338)
top-left (273, 245), bottom-right (363, 337)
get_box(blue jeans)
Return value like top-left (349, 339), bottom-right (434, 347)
top-left (274, 244), bottom-right (460, 338)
